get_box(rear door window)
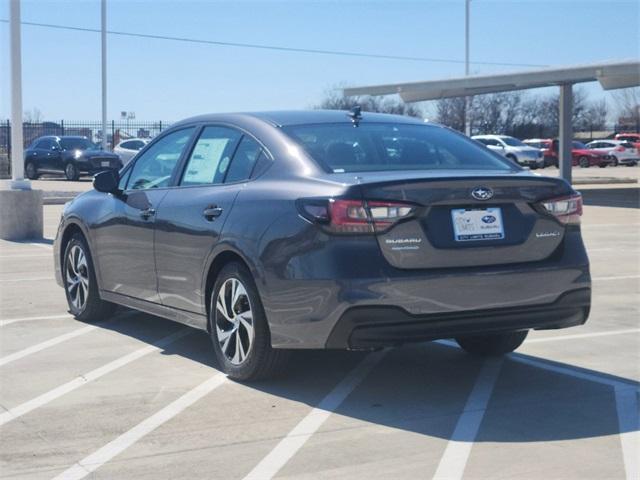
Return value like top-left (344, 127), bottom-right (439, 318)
top-left (180, 126), bottom-right (242, 186)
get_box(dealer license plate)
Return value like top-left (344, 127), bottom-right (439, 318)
top-left (451, 208), bottom-right (505, 241)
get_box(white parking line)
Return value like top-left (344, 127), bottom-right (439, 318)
top-left (0, 325), bottom-right (98, 367)
top-left (0, 329), bottom-right (191, 426)
top-left (614, 386), bottom-right (640, 480)
top-left (432, 358), bottom-right (503, 480)
top-left (527, 328), bottom-right (640, 343)
top-left (0, 276), bottom-right (53, 283)
top-left (0, 254), bottom-right (52, 258)
top-left (0, 313), bottom-right (72, 327)
top-left (243, 350), bottom-right (387, 480)
top-left (53, 371), bottom-right (226, 480)
top-left (592, 275), bottom-right (640, 281)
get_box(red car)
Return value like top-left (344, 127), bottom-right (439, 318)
top-left (523, 138), bottom-right (612, 168)
top-left (615, 133), bottom-right (640, 149)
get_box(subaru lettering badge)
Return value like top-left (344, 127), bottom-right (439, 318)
top-left (471, 186), bottom-right (494, 201)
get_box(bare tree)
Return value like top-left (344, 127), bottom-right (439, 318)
top-left (612, 87), bottom-right (640, 131)
top-left (316, 86), bottom-right (423, 118)
top-left (434, 97), bottom-right (466, 131)
top-left (23, 108), bottom-right (43, 123)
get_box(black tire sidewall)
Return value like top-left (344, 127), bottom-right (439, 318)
top-left (65, 162), bottom-right (79, 181)
top-left (579, 157), bottom-right (589, 168)
top-left (25, 161), bottom-right (38, 179)
top-left (63, 233), bottom-right (113, 322)
top-left (209, 262), bottom-right (273, 380)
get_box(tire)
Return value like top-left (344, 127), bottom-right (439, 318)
top-left (25, 161), bottom-right (39, 180)
top-left (65, 162), bottom-right (79, 181)
top-left (579, 156), bottom-right (590, 168)
top-left (455, 330), bottom-right (528, 356)
top-left (209, 262), bottom-right (289, 380)
top-left (599, 163), bottom-right (607, 168)
top-left (610, 156), bottom-right (619, 167)
top-left (63, 233), bottom-right (116, 322)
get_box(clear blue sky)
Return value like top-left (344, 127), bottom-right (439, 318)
top-left (1, 0), bottom-right (638, 121)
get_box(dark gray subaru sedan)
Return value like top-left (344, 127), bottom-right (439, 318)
top-left (54, 110), bottom-right (591, 380)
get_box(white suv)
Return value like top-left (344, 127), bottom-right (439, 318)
top-left (473, 135), bottom-right (545, 169)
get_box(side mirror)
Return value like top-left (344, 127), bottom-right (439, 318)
top-left (94, 170), bottom-right (120, 194)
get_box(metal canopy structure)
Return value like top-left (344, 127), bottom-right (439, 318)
top-left (344, 60), bottom-right (640, 183)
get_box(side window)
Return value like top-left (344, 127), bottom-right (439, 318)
top-left (120, 141), bottom-right (133, 149)
top-left (181, 126), bottom-right (242, 186)
top-left (36, 139), bottom-right (51, 149)
top-left (225, 136), bottom-right (262, 183)
top-left (126, 127), bottom-right (195, 190)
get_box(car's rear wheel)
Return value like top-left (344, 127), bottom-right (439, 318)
top-left (65, 162), bottom-right (79, 181)
top-left (455, 330), bottom-right (528, 356)
top-left (25, 161), bottom-right (39, 179)
top-left (209, 262), bottom-right (289, 380)
top-left (63, 233), bottom-right (116, 322)
top-left (579, 156), bottom-right (590, 168)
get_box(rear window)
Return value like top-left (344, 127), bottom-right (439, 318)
top-left (282, 123), bottom-right (515, 173)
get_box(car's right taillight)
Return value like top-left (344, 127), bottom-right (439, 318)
top-left (541, 193), bottom-right (583, 225)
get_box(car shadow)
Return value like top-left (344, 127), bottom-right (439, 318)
top-left (86, 308), bottom-right (639, 445)
top-left (580, 186), bottom-right (639, 209)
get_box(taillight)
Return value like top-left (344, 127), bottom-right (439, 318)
top-left (298, 199), bottom-right (415, 234)
top-left (541, 193), bottom-right (583, 225)
top-left (615, 146), bottom-right (625, 152)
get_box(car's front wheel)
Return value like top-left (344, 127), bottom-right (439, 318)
top-left (610, 156), bottom-right (619, 167)
top-left (455, 330), bottom-right (528, 356)
top-left (25, 160), bottom-right (39, 180)
top-left (65, 162), bottom-right (79, 181)
top-left (579, 156), bottom-right (590, 168)
top-left (63, 233), bottom-right (116, 322)
top-left (210, 262), bottom-right (289, 380)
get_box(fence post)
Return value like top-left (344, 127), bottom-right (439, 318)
top-left (7, 119), bottom-right (11, 168)
top-left (61, 119), bottom-right (64, 136)
top-left (111, 120), bottom-right (115, 151)
top-left (159, 121), bottom-right (162, 133)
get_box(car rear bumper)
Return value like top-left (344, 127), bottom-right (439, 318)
top-left (325, 288), bottom-right (590, 349)
top-left (263, 228), bottom-right (591, 349)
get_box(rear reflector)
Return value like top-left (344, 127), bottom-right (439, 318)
top-left (299, 198), bottom-right (415, 234)
top-left (541, 193), bottom-right (583, 225)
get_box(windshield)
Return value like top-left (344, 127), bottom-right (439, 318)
top-left (282, 123), bottom-right (516, 173)
top-left (500, 136), bottom-right (527, 147)
top-left (59, 138), bottom-right (95, 151)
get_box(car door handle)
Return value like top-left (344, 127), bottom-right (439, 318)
top-left (203, 206), bottom-right (223, 221)
top-left (140, 207), bottom-right (156, 220)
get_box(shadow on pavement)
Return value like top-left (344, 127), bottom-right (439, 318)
top-left (580, 187), bottom-right (639, 209)
top-left (89, 308), bottom-right (639, 445)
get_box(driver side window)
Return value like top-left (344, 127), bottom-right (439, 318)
top-left (126, 128), bottom-right (195, 190)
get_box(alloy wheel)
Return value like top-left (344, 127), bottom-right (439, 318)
top-left (215, 278), bottom-right (255, 365)
top-left (65, 245), bottom-right (89, 311)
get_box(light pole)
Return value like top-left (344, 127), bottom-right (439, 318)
top-left (1, 0), bottom-right (43, 240)
top-left (9, 0), bottom-right (26, 188)
top-left (101, 0), bottom-right (107, 151)
top-left (464, 0), bottom-right (471, 136)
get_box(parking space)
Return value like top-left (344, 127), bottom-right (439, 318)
top-left (0, 184), bottom-right (638, 480)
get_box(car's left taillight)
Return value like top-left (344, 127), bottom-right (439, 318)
top-left (298, 198), bottom-right (415, 234)
top-left (541, 193), bottom-right (583, 225)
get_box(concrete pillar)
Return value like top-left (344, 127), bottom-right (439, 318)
top-left (559, 83), bottom-right (573, 184)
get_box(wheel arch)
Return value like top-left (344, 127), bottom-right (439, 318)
top-left (203, 248), bottom-right (259, 331)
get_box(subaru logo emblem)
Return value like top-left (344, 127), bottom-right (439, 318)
top-left (471, 187), bottom-right (494, 201)
top-left (481, 215), bottom-right (496, 224)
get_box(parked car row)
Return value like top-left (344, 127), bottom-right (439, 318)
top-left (472, 133), bottom-right (639, 169)
top-left (23, 135), bottom-right (150, 181)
